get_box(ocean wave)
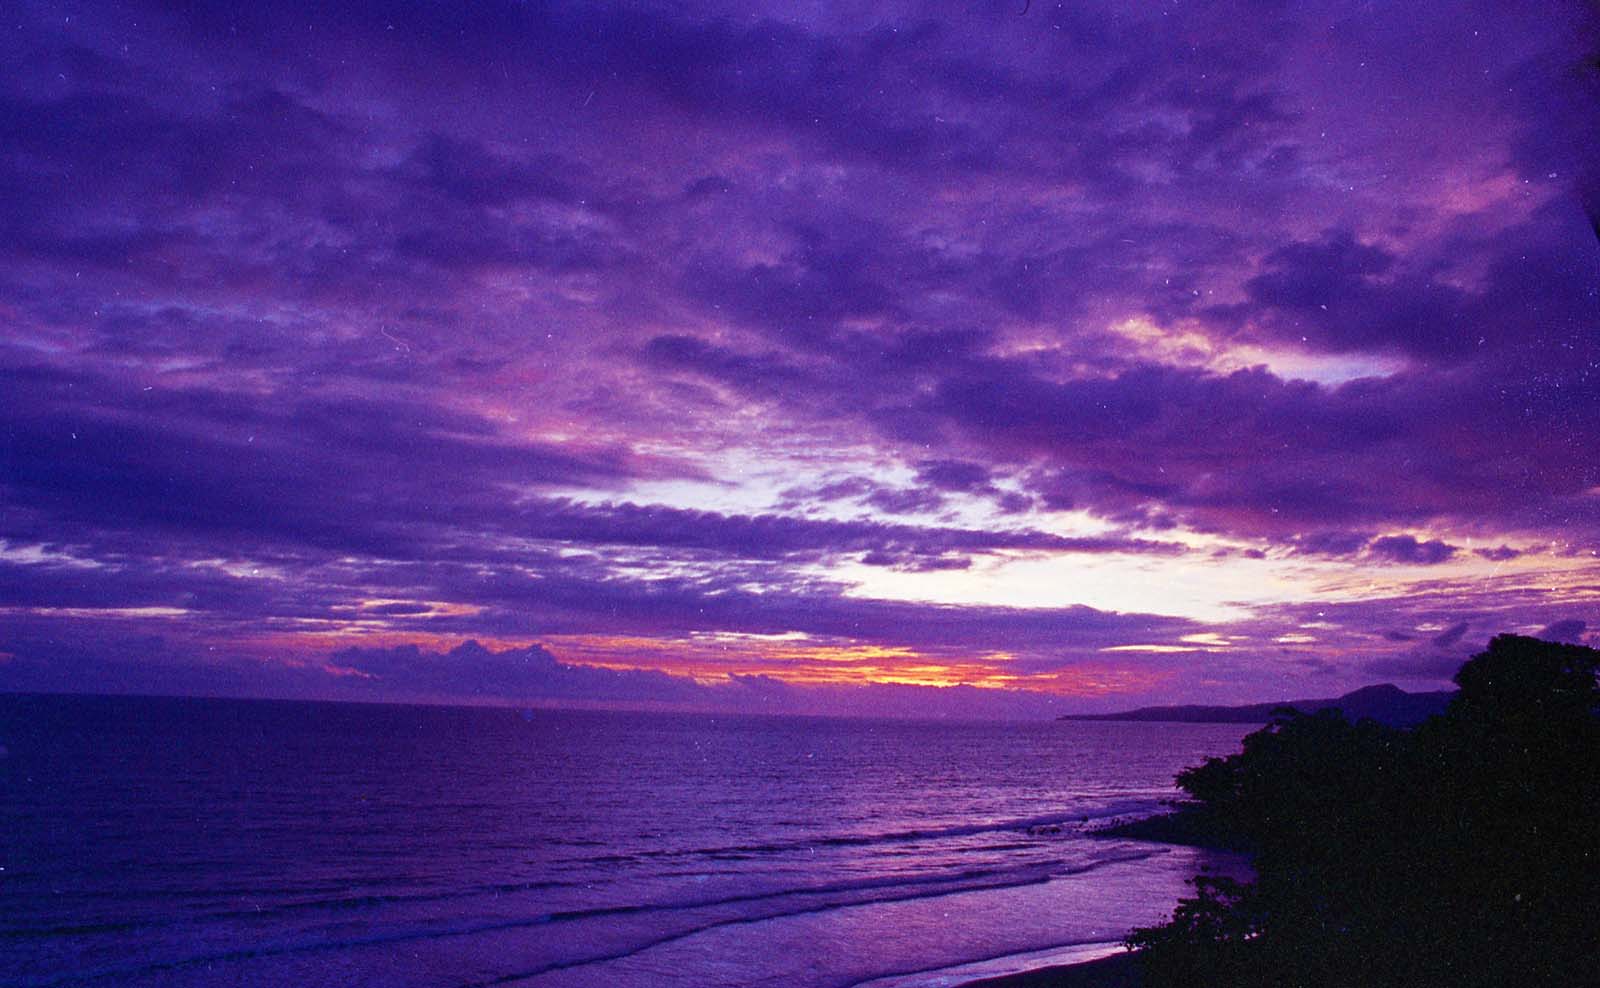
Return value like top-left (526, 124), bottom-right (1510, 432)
top-left (0, 879), bottom-right (581, 940)
top-left (5, 850), bottom-right (1165, 987)
top-left (846, 938), bottom-right (1128, 988)
top-left (564, 800), bottom-right (1167, 867)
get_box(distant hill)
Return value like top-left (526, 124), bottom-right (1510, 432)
top-left (1059, 683), bottom-right (1455, 727)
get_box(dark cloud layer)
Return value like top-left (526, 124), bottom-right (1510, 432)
top-left (2, 0), bottom-right (1597, 709)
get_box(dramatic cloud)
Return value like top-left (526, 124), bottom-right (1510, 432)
top-left (1536, 619), bottom-right (1589, 644)
top-left (328, 641), bottom-right (707, 704)
top-left (2, 0), bottom-right (1597, 710)
top-left (1366, 536), bottom-right (1459, 567)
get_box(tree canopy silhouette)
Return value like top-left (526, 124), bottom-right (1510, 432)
top-left (1126, 634), bottom-right (1600, 988)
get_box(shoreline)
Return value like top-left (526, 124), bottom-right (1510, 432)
top-left (952, 951), bottom-right (1142, 988)
top-left (1089, 807), bottom-right (1249, 852)
top-left (947, 809), bottom-right (1241, 988)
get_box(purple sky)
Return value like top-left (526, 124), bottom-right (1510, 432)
top-left (2, 0), bottom-right (1597, 716)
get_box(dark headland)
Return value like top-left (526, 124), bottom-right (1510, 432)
top-left (1056, 683), bottom-right (1453, 727)
top-left (962, 635), bottom-right (1600, 988)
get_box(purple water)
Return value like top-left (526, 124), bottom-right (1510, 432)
top-left (0, 695), bottom-right (1251, 987)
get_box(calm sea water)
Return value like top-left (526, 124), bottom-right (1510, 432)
top-left (0, 695), bottom-right (1252, 988)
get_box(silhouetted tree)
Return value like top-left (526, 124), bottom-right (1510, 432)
top-left (1127, 634), bottom-right (1600, 988)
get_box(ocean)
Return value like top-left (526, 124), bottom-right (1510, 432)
top-left (0, 694), bottom-right (1252, 988)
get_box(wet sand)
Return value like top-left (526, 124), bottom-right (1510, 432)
top-left (953, 951), bottom-right (1143, 988)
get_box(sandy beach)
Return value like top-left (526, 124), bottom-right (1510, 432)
top-left (954, 952), bottom-right (1143, 988)
top-left (944, 814), bottom-right (1200, 988)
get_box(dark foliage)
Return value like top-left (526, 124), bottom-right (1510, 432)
top-left (1127, 635), bottom-right (1600, 988)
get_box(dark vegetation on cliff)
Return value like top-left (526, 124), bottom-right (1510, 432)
top-left (1124, 634), bottom-right (1600, 988)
